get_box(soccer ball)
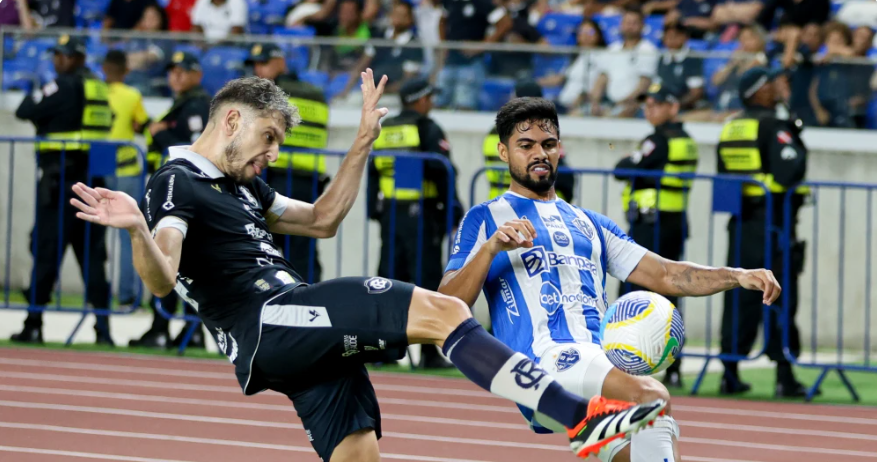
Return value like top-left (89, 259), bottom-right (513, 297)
top-left (599, 291), bottom-right (685, 376)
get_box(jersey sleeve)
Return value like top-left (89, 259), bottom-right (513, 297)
top-left (590, 211), bottom-right (648, 282)
top-left (142, 168), bottom-right (198, 239)
top-left (251, 176), bottom-right (288, 221)
top-left (445, 204), bottom-right (489, 273)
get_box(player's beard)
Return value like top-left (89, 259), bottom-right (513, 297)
top-left (224, 133), bottom-right (249, 183)
top-left (509, 159), bottom-right (556, 194)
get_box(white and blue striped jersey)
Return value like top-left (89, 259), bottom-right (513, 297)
top-left (446, 192), bottom-right (648, 361)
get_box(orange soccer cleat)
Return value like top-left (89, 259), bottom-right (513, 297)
top-left (567, 396), bottom-right (667, 459)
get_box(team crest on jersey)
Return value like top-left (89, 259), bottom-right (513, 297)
top-left (572, 218), bottom-right (595, 240)
top-left (364, 277), bottom-right (392, 294)
top-left (555, 348), bottom-right (581, 372)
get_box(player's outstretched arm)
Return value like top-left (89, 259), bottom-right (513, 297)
top-left (439, 219), bottom-right (536, 307)
top-left (268, 68), bottom-right (389, 238)
top-left (70, 182), bottom-right (181, 297)
top-left (626, 251), bottom-right (781, 305)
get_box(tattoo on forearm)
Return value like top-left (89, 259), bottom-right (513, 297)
top-left (670, 264), bottom-right (739, 297)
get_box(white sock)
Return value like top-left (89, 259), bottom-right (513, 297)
top-left (630, 416), bottom-right (678, 462)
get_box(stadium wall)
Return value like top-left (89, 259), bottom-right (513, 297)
top-left (2, 92), bottom-right (876, 350)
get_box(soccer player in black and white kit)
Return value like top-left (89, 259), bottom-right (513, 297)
top-left (70, 70), bottom-right (667, 462)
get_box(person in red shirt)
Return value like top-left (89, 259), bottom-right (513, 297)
top-left (166, 0), bottom-right (198, 31)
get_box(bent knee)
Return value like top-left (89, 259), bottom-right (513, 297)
top-left (634, 377), bottom-right (672, 415)
top-left (408, 288), bottom-right (473, 345)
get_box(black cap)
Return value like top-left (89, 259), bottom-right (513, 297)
top-left (51, 35), bottom-right (87, 56)
top-left (514, 79), bottom-right (543, 98)
top-left (738, 66), bottom-right (779, 103)
top-left (165, 51), bottom-right (201, 71)
top-left (638, 82), bottom-right (680, 104)
top-left (245, 43), bottom-right (285, 65)
top-left (400, 78), bottom-right (435, 104)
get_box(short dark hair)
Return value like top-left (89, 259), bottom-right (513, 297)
top-left (623, 6), bottom-right (643, 20)
top-left (210, 77), bottom-right (301, 135)
top-left (103, 49), bottom-right (127, 69)
top-left (494, 97), bottom-right (560, 145)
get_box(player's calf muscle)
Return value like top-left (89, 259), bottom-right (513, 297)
top-left (405, 288), bottom-right (472, 346)
top-left (604, 371), bottom-right (673, 414)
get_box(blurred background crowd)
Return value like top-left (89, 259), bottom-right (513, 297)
top-left (3, 0), bottom-right (877, 126)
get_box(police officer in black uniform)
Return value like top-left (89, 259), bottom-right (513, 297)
top-left (246, 43), bottom-right (330, 284)
top-left (12, 35), bottom-right (114, 345)
top-left (482, 80), bottom-right (575, 202)
top-left (130, 51), bottom-right (211, 349)
top-left (367, 78), bottom-right (463, 368)
top-left (615, 83), bottom-right (698, 388)
top-left (716, 67), bottom-right (809, 397)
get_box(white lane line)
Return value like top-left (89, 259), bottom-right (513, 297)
top-left (673, 404), bottom-right (877, 426)
top-left (680, 436), bottom-right (877, 458)
top-left (4, 397), bottom-right (877, 449)
top-left (0, 360), bottom-right (496, 399)
top-left (0, 446), bottom-right (189, 462)
top-left (0, 423), bottom-right (497, 462)
top-left (6, 370), bottom-right (877, 427)
top-left (0, 401), bottom-right (563, 451)
top-left (0, 446), bottom-right (196, 462)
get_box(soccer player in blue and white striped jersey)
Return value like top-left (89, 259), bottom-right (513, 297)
top-left (439, 98), bottom-right (782, 462)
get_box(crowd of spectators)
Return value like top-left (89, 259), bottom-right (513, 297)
top-left (3, 0), bottom-right (877, 128)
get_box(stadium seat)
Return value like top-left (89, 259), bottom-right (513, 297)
top-left (274, 26), bottom-right (316, 37)
top-left (478, 78), bottom-right (516, 112)
top-left (325, 73), bottom-right (351, 100)
top-left (643, 15), bottom-right (663, 46)
top-left (593, 15), bottom-right (622, 44)
top-left (703, 41), bottom-right (738, 101)
top-left (542, 84), bottom-right (562, 102)
top-left (537, 13), bottom-right (583, 46)
top-left (75, 0), bottom-right (111, 24)
top-left (299, 70), bottom-right (330, 89)
top-left (1, 59), bottom-right (36, 91)
top-left (15, 38), bottom-right (55, 64)
top-left (200, 47), bottom-right (249, 94)
top-left (532, 54), bottom-right (570, 79)
top-left (172, 44), bottom-right (204, 60)
top-left (687, 39), bottom-right (710, 51)
top-left (866, 95), bottom-right (877, 129)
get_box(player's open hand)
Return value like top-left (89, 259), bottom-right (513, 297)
top-left (737, 268), bottom-right (781, 305)
top-left (70, 182), bottom-right (145, 232)
top-left (488, 219), bottom-right (537, 254)
top-left (359, 68), bottom-right (389, 141)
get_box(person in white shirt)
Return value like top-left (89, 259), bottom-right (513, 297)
top-left (588, 7), bottom-right (658, 118)
top-left (537, 18), bottom-right (608, 114)
top-left (191, 0), bottom-right (247, 41)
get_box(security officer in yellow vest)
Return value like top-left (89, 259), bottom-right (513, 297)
top-left (368, 78), bottom-right (463, 368)
top-left (717, 66), bottom-right (809, 398)
top-left (12, 34), bottom-right (115, 345)
top-left (129, 51), bottom-right (210, 349)
top-left (246, 42), bottom-right (329, 283)
top-left (614, 82), bottom-right (698, 389)
top-left (144, 51), bottom-right (211, 175)
top-left (483, 80), bottom-right (575, 201)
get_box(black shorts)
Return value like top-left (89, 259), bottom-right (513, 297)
top-left (251, 276), bottom-right (414, 462)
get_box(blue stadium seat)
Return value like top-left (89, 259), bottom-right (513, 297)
top-left (325, 73), bottom-right (351, 100)
top-left (2, 59), bottom-right (36, 91)
top-left (831, 1), bottom-right (843, 17)
top-left (75, 0), bottom-right (111, 23)
top-left (16, 38), bottom-right (55, 64)
top-left (703, 41), bottom-right (738, 101)
top-left (542, 84), bottom-right (562, 102)
top-left (868, 48), bottom-right (877, 60)
top-left (299, 70), bottom-right (330, 89)
top-left (593, 15), bottom-right (622, 44)
top-left (478, 78), bottom-right (516, 112)
top-left (643, 15), bottom-right (663, 46)
top-left (200, 47), bottom-right (249, 94)
top-left (687, 39), bottom-right (710, 51)
top-left (866, 95), bottom-right (877, 129)
top-left (537, 13), bottom-right (583, 46)
top-left (173, 44), bottom-right (204, 60)
top-left (274, 26), bottom-right (315, 72)
top-left (532, 54), bottom-right (570, 79)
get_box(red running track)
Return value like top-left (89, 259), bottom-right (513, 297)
top-left (0, 347), bottom-right (875, 462)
